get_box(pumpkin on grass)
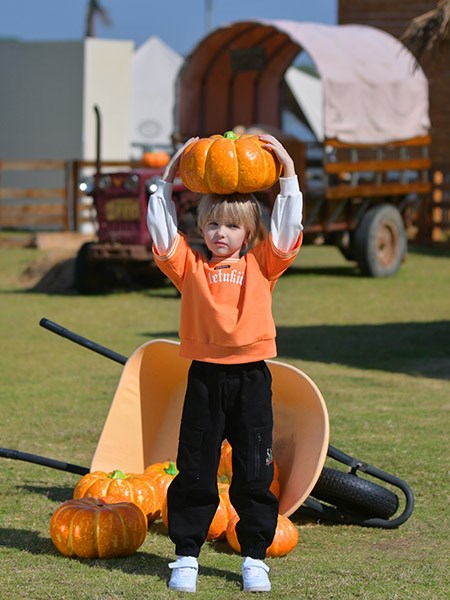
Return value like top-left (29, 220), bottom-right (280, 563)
top-left (73, 469), bottom-right (161, 523)
top-left (50, 497), bottom-right (147, 559)
top-left (179, 131), bottom-right (282, 195)
top-left (226, 513), bottom-right (299, 557)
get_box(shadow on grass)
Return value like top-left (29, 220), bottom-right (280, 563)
top-left (2, 258), bottom-right (360, 297)
top-left (282, 264), bottom-right (360, 278)
top-left (0, 527), bottom-right (56, 556)
top-left (276, 321), bottom-right (450, 380)
top-left (0, 526), bottom-right (241, 583)
top-left (18, 484), bottom-right (74, 503)
top-left (143, 320), bottom-right (450, 380)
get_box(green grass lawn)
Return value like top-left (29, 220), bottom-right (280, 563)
top-left (0, 242), bottom-right (449, 599)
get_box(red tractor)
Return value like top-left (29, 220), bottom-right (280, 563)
top-left (75, 108), bottom-right (203, 293)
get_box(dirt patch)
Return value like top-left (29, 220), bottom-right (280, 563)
top-left (0, 235), bottom-right (34, 248)
top-left (13, 232), bottom-right (95, 293)
top-left (19, 250), bottom-right (77, 293)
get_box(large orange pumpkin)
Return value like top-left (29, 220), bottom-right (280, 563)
top-left (50, 497), bottom-right (147, 559)
top-left (226, 513), bottom-right (299, 557)
top-left (179, 131), bottom-right (282, 194)
top-left (73, 469), bottom-right (161, 523)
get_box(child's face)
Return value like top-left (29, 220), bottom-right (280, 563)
top-left (202, 216), bottom-right (247, 259)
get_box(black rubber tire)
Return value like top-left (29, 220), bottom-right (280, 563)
top-left (74, 242), bottom-right (100, 294)
top-left (337, 231), bottom-right (356, 261)
top-left (311, 467), bottom-right (399, 519)
top-left (353, 204), bottom-right (407, 277)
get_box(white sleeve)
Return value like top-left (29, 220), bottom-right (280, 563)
top-left (270, 175), bottom-right (303, 253)
top-left (146, 179), bottom-right (178, 254)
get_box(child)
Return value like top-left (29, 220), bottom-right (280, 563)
top-left (147, 134), bottom-right (303, 593)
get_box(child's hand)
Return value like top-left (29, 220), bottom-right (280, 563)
top-left (163, 137), bottom-right (199, 182)
top-left (259, 134), bottom-right (295, 178)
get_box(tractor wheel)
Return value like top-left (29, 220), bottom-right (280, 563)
top-left (353, 204), bottom-right (407, 277)
top-left (74, 242), bottom-right (101, 294)
top-left (311, 467), bottom-right (399, 519)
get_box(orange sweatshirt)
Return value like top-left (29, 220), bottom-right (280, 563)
top-left (153, 231), bottom-right (302, 363)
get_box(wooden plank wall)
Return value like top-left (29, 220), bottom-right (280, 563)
top-left (338, 1), bottom-right (436, 39)
top-left (338, 0), bottom-right (450, 244)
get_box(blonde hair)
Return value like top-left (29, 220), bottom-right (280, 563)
top-left (197, 193), bottom-right (262, 248)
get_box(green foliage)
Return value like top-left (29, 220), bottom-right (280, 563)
top-left (0, 244), bottom-right (449, 599)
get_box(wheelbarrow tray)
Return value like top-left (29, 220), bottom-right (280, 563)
top-left (89, 337), bottom-right (329, 518)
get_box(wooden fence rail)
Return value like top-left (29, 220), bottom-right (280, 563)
top-left (0, 159), bottom-right (134, 232)
top-left (0, 160), bottom-right (70, 229)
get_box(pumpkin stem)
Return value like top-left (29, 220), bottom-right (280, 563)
top-left (109, 469), bottom-right (128, 480)
top-left (224, 130), bottom-right (238, 140)
top-left (164, 461), bottom-right (178, 476)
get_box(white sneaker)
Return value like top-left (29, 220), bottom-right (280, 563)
top-left (168, 556), bottom-right (198, 593)
top-left (242, 557), bottom-right (271, 592)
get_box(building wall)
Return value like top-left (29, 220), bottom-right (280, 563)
top-left (83, 39), bottom-right (134, 161)
top-left (0, 41), bottom-right (84, 160)
top-left (338, 1), bottom-right (450, 173)
top-left (0, 39), bottom-right (133, 161)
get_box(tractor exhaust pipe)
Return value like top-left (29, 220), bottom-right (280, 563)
top-left (94, 104), bottom-right (102, 176)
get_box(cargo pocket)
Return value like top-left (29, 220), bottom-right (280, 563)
top-left (176, 426), bottom-right (204, 479)
top-left (247, 424), bottom-right (273, 483)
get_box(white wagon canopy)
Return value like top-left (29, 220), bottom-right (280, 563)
top-left (175, 19), bottom-right (430, 144)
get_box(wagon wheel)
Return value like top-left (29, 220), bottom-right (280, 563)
top-left (353, 204), bottom-right (407, 277)
top-left (311, 467), bottom-right (399, 519)
top-left (337, 231), bottom-right (356, 261)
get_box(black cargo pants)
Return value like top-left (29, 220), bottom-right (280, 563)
top-left (167, 359), bottom-right (278, 559)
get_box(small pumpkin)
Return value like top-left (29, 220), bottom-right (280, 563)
top-left (179, 131), bottom-right (282, 194)
top-left (226, 513), bottom-right (299, 557)
top-left (218, 481), bottom-right (237, 521)
top-left (142, 150), bottom-right (170, 168)
top-left (160, 490), bottom-right (229, 542)
top-left (217, 439), bottom-right (233, 483)
top-left (144, 460), bottom-right (178, 499)
top-left (207, 493), bottom-right (229, 541)
top-left (217, 439), bottom-right (280, 498)
top-left (50, 497), bottom-right (147, 559)
top-left (73, 469), bottom-right (160, 523)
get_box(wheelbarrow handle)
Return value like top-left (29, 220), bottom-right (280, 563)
top-left (0, 447), bottom-right (89, 476)
top-left (326, 444), bottom-right (415, 528)
top-left (39, 318), bottom-right (127, 365)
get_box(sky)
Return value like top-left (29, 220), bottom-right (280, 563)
top-left (0, 0), bottom-right (337, 57)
